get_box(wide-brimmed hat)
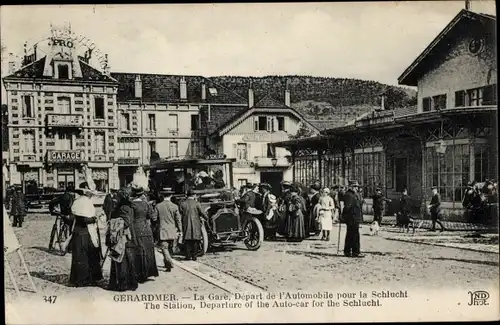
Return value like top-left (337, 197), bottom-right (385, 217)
top-left (281, 181), bottom-right (293, 188)
top-left (74, 182), bottom-right (97, 196)
top-left (349, 180), bottom-right (360, 187)
top-left (323, 187), bottom-right (330, 194)
top-left (268, 194), bottom-right (277, 203)
top-left (260, 183), bottom-right (272, 191)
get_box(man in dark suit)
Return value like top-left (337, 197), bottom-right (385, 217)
top-left (371, 187), bottom-right (391, 225)
top-left (237, 184), bottom-right (257, 213)
top-left (428, 186), bottom-right (446, 232)
top-left (10, 185), bottom-right (26, 227)
top-left (155, 193), bottom-right (183, 271)
top-left (307, 182), bottom-right (322, 236)
top-left (341, 180), bottom-right (364, 258)
top-left (179, 189), bottom-right (207, 261)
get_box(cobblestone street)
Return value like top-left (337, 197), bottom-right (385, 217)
top-left (5, 213), bottom-right (499, 303)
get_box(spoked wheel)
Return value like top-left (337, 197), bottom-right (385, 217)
top-left (244, 217), bottom-right (264, 251)
top-left (197, 224), bottom-right (209, 257)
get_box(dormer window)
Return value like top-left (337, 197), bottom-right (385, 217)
top-left (208, 87), bottom-right (218, 96)
top-left (54, 62), bottom-right (72, 79)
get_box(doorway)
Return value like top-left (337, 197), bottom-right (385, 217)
top-left (57, 169), bottom-right (75, 191)
top-left (260, 171), bottom-right (283, 197)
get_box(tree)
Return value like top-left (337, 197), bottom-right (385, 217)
top-left (289, 123), bottom-right (317, 140)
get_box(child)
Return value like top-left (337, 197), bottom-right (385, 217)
top-left (318, 188), bottom-right (335, 241)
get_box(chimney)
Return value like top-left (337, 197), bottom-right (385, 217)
top-left (465, 0), bottom-right (470, 10)
top-left (180, 76), bottom-right (187, 101)
top-left (248, 80), bottom-right (254, 108)
top-left (8, 53), bottom-right (15, 74)
top-left (201, 82), bottom-right (206, 101)
top-left (284, 80), bottom-right (291, 107)
top-left (134, 75), bottom-right (142, 98)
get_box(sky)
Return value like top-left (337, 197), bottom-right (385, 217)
top-left (0, 1), bottom-right (496, 94)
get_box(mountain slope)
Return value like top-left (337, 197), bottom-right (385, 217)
top-left (208, 75), bottom-right (417, 128)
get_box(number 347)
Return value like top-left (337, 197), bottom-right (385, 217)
top-left (43, 296), bottom-right (57, 304)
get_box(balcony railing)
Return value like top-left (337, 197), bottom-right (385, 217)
top-left (47, 150), bottom-right (85, 163)
top-left (19, 153), bottom-right (37, 162)
top-left (254, 156), bottom-right (290, 168)
top-left (46, 114), bottom-right (84, 128)
top-left (144, 129), bottom-right (157, 137)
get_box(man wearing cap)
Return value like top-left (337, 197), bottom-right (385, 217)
top-left (341, 180), bottom-right (363, 257)
top-left (9, 184), bottom-right (26, 228)
top-left (371, 187), bottom-right (391, 225)
top-left (428, 186), bottom-right (445, 232)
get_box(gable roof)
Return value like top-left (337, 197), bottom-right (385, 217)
top-left (398, 9), bottom-right (496, 86)
top-left (3, 56), bottom-right (116, 83)
top-left (110, 72), bottom-right (247, 104)
top-left (253, 93), bottom-right (288, 108)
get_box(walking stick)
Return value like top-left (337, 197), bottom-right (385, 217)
top-left (336, 220), bottom-right (342, 256)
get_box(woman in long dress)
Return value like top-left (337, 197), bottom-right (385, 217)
top-left (285, 185), bottom-right (306, 242)
top-left (69, 182), bottom-right (103, 287)
top-left (318, 188), bottom-right (335, 241)
top-left (108, 187), bottom-right (138, 291)
top-left (130, 180), bottom-right (159, 283)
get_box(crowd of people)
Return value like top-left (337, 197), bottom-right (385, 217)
top-left (5, 166), bottom-right (497, 292)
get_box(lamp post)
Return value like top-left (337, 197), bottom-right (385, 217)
top-left (271, 157), bottom-right (278, 167)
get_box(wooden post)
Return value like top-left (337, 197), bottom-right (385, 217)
top-left (420, 138), bottom-right (427, 219)
top-left (341, 144), bottom-right (346, 185)
top-left (318, 150), bottom-right (323, 186)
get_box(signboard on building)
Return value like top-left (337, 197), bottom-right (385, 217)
top-left (118, 157), bottom-right (140, 165)
top-left (47, 114), bottom-right (84, 128)
top-left (243, 132), bottom-right (287, 142)
top-left (47, 150), bottom-right (84, 163)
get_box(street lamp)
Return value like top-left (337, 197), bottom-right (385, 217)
top-left (271, 157), bottom-right (278, 167)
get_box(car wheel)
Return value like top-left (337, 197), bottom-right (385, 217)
top-left (244, 217), bottom-right (264, 251)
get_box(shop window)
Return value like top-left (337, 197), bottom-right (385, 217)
top-left (148, 114), bottom-right (156, 131)
top-left (94, 97), bottom-right (105, 119)
top-left (169, 141), bottom-right (178, 157)
top-left (474, 145), bottom-right (493, 183)
top-left (432, 94), bottom-right (447, 110)
top-left (22, 95), bottom-right (34, 118)
top-left (426, 144), bottom-right (470, 202)
top-left (277, 116), bottom-right (285, 131)
top-left (236, 143), bottom-right (247, 160)
top-left (191, 114), bottom-right (199, 130)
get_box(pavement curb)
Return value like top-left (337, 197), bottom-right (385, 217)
top-left (384, 237), bottom-right (499, 255)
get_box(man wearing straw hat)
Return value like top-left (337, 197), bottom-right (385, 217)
top-left (341, 180), bottom-right (364, 258)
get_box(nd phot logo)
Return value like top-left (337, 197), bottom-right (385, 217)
top-left (468, 290), bottom-right (490, 306)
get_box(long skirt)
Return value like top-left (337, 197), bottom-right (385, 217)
top-left (109, 246), bottom-right (138, 291)
top-left (69, 229), bottom-right (103, 287)
top-left (135, 235), bottom-right (159, 282)
top-left (285, 214), bottom-right (306, 240)
top-left (320, 210), bottom-right (333, 231)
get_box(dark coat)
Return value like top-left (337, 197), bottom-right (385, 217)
top-left (10, 191), bottom-right (26, 216)
top-left (130, 197), bottom-right (157, 239)
top-left (155, 200), bottom-right (182, 241)
top-left (238, 191), bottom-right (256, 212)
top-left (429, 193), bottom-right (441, 215)
top-left (372, 193), bottom-right (389, 211)
top-left (49, 191), bottom-right (74, 216)
top-left (179, 198), bottom-right (206, 241)
top-left (400, 194), bottom-right (412, 214)
top-left (341, 189), bottom-right (363, 224)
top-left (103, 192), bottom-right (118, 221)
top-left (261, 191), bottom-right (271, 212)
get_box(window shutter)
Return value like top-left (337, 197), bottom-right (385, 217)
top-left (254, 116), bottom-right (258, 131)
top-left (282, 117), bottom-right (286, 131)
top-left (247, 143), bottom-right (252, 160)
top-left (232, 143), bottom-right (237, 158)
top-left (267, 117), bottom-right (272, 132)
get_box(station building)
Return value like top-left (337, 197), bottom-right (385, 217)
top-left (3, 26), bottom-right (120, 192)
top-left (273, 9), bottom-right (497, 221)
